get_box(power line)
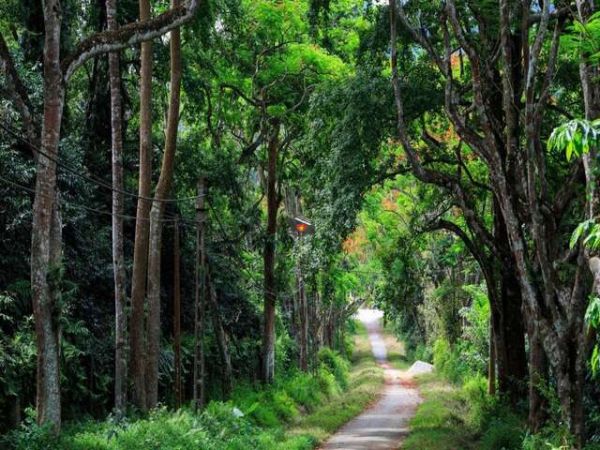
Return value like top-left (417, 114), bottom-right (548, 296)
top-left (0, 122), bottom-right (207, 204)
top-left (0, 174), bottom-right (188, 224)
top-left (1, 178), bottom-right (276, 296)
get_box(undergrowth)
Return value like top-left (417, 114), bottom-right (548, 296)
top-left (1, 323), bottom-right (382, 450)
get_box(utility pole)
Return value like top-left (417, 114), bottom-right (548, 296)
top-left (173, 216), bottom-right (182, 408)
top-left (291, 215), bottom-right (314, 372)
top-left (193, 178), bottom-right (206, 410)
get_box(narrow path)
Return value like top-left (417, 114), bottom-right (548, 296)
top-left (321, 309), bottom-right (421, 450)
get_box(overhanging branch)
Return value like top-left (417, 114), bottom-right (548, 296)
top-left (61, 0), bottom-right (200, 81)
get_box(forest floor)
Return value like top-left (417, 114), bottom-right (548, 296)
top-left (319, 309), bottom-right (421, 450)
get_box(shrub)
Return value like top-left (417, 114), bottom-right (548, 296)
top-left (318, 347), bottom-right (350, 389)
top-left (461, 375), bottom-right (493, 429)
top-left (284, 372), bottom-right (323, 411)
top-left (271, 390), bottom-right (299, 421)
top-left (317, 365), bottom-right (340, 398)
top-left (480, 415), bottom-right (523, 450)
top-left (433, 338), bottom-right (467, 382)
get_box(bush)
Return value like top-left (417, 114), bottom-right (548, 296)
top-left (271, 390), bottom-right (299, 421)
top-left (284, 372), bottom-right (323, 411)
top-left (480, 415), bottom-right (523, 450)
top-left (433, 338), bottom-right (468, 383)
top-left (461, 375), bottom-right (493, 429)
top-left (2, 345), bottom-right (354, 450)
top-left (318, 347), bottom-right (350, 389)
top-left (317, 365), bottom-right (340, 398)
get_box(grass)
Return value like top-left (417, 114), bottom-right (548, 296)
top-left (402, 373), bottom-right (481, 450)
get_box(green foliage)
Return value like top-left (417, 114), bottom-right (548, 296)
top-left (2, 352), bottom-right (350, 450)
top-left (480, 414), bottom-right (523, 450)
top-left (547, 119), bottom-right (600, 161)
top-left (561, 12), bottom-right (600, 64)
top-left (317, 347), bottom-right (350, 389)
top-left (458, 285), bottom-right (491, 374)
top-left (432, 338), bottom-right (468, 383)
top-left (587, 296), bottom-right (600, 376)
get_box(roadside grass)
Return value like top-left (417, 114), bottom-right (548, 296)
top-left (402, 373), bottom-right (481, 450)
top-left (282, 322), bottom-right (384, 446)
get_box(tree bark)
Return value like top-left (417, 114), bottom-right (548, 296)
top-left (488, 319), bottom-right (496, 396)
top-left (129, 0), bottom-right (153, 412)
top-left (193, 178), bottom-right (206, 410)
top-left (262, 121), bottom-right (280, 384)
top-left (31, 0), bottom-right (63, 430)
top-left (106, 0), bottom-right (127, 415)
top-left (494, 208), bottom-right (528, 404)
top-left (145, 0), bottom-right (182, 409)
top-left (173, 217), bottom-right (182, 408)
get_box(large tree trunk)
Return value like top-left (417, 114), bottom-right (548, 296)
top-left (129, 0), bottom-right (153, 412)
top-left (496, 250), bottom-right (527, 404)
top-left (262, 121), bottom-right (280, 384)
top-left (145, 0), bottom-right (182, 408)
top-left (193, 178), bottom-right (206, 410)
top-left (576, 0), bottom-right (600, 303)
top-left (106, 0), bottom-right (127, 415)
top-left (31, 0), bottom-right (63, 430)
top-left (173, 217), bottom-right (182, 408)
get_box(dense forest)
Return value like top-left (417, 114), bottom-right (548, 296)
top-left (1, 0), bottom-right (600, 448)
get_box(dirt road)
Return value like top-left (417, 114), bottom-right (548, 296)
top-left (320, 309), bottom-right (421, 450)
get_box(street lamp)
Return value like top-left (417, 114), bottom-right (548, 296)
top-left (291, 217), bottom-right (314, 237)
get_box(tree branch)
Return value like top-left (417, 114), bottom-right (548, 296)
top-left (0, 32), bottom-right (39, 147)
top-left (61, 0), bottom-right (200, 81)
top-left (425, 218), bottom-right (489, 269)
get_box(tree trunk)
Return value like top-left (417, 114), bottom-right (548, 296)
top-left (10, 395), bottom-right (21, 427)
top-left (129, 0), bottom-right (153, 412)
top-left (145, 0), bottom-right (182, 408)
top-left (173, 217), bottom-right (182, 408)
top-left (497, 259), bottom-right (527, 403)
top-left (488, 319), bottom-right (496, 396)
top-left (106, 0), bottom-right (127, 415)
top-left (527, 317), bottom-right (548, 432)
top-left (193, 178), bottom-right (206, 410)
top-left (207, 275), bottom-right (234, 396)
top-left (262, 121), bottom-right (280, 384)
top-left (31, 0), bottom-right (63, 430)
